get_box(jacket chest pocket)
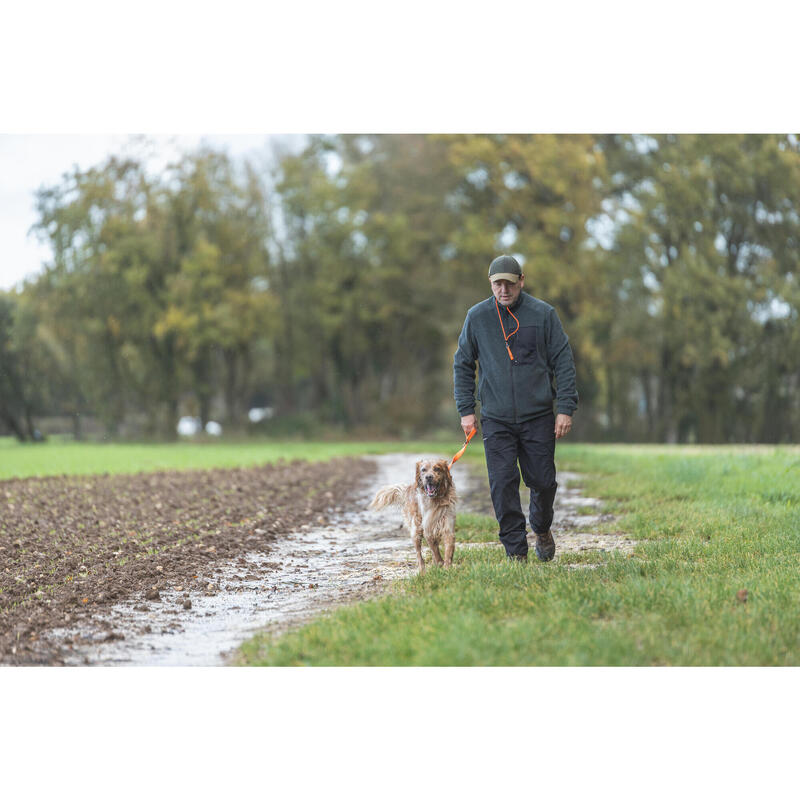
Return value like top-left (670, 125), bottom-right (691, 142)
top-left (511, 325), bottom-right (544, 365)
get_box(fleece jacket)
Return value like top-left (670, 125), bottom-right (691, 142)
top-left (453, 292), bottom-right (578, 423)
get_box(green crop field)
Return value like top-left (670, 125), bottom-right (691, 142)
top-left (238, 443), bottom-right (800, 666)
top-left (0, 436), bottom-right (457, 480)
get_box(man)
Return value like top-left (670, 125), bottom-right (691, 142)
top-left (453, 255), bottom-right (577, 562)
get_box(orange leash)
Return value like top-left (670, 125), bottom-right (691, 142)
top-left (495, 299), bottom-right (519, 360)
top-left (448, 428), bottom-right (476, 470)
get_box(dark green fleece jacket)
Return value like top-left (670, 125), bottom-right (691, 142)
top-left (453, 293), bottom-right (578, 423)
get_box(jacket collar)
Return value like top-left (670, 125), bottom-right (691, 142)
top-left (489, 293), bottom-right (525, 313)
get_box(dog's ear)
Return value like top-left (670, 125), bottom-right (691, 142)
top-left (415, 460), bottom-right (422, 488)
top-left (439, 460), bottom-right (453, 493)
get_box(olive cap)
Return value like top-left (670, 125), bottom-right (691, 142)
top-left (488, 255), bottom-right (522, 283)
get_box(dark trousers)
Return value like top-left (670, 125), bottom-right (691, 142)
top-left (481, 413), bottom-right (557, 557)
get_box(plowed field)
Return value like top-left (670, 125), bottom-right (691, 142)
top-left (0, 457), bottom-right (376, 664)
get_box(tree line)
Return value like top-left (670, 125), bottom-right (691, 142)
top-left (1, 134), bottom-right (798, 442)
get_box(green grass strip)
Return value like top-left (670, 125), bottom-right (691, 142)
top-left (0, 437), bottom-right (459, 480)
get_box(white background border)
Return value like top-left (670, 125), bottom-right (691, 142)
top-left (2, 2), bottom-right (798, 796)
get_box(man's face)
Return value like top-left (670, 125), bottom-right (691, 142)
top-left (491, 276), bottom-right (524, 306)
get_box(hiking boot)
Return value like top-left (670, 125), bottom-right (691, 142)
top-left (507, 552), bottom-right (528, 563)
top-left (534, 531), bottom-right (556, 562)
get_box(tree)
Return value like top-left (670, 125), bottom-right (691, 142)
top-left (31, 146), bottom-right (277, 437)
top-left (603, 134), bottom-right (800, 442)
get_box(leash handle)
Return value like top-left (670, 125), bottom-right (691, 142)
top-left (448, 427), bottom-right (476, 470)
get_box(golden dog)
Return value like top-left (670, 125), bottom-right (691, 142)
top-left (370, 459), bottom-right (456, 573)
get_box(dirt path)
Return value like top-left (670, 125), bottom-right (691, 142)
top-left (462, 469), bottom-right (636, 562)
top-left (2, 455), bottom-right (630, 666)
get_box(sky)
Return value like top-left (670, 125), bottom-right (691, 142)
top-left (0, 134), bottom-right (307, 291)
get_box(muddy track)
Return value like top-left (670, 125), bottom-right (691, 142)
top-left (462, 469), bottom-right (636, 562)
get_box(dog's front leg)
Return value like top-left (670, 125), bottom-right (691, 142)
top-left (413, 531), bottom-right (426, 574)
top-left (427, 536), bottom-right (444, 567)
top-left (443, 532), bottom-right (455, 567)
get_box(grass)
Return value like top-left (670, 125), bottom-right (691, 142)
top-left (0, 436), bottom-right (458, 480)
top-left (237, 443), bottom-right (800, 666)
top-left (453, 512), bottom-right (499, 543)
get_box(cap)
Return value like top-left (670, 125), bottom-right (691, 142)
top-left (488, 255), bottom-right (522, 283)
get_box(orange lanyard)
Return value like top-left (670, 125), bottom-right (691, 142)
top-left (448, 428), bottom-right (476, 470)
top-left (494, 299), bottom-right (519, 361)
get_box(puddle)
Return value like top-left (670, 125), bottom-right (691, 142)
top-left (46, 453), bottom-right (478, 666)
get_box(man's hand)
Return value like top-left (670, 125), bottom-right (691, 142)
top-left (460, 414), bottom-right (477, 438)
top-left (555, 413), bottom-right (572, 439)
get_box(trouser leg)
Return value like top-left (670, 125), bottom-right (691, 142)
top-left (517, 413), bottom-right (557, 534)
top-left (481, 417), bottom-right (528, 557)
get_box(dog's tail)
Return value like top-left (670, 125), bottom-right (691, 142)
top-left (369, 485), bottom-right (405, 511)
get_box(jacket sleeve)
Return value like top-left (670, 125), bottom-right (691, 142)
top-left (545, 307), bottom-right (578, 416)
top-left (453, 313), bottom-right (478, 416)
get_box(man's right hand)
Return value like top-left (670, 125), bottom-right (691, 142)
top-left (460, 414), bottom-right (477, 438)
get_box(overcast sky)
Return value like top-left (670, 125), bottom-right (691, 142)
top-left (0, 134), bottom-right (307, 291)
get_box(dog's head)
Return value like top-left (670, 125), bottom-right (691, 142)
top-left (415, 459), bottom-right (453, 499)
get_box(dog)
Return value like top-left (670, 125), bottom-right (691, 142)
top-left (369, 458), bottom-right (457, 573)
